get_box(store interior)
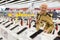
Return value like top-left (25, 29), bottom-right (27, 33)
top-left (0, 0), bottom-right (60, 40)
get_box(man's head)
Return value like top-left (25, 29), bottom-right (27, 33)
top-left (53, 9), bottom-right (56, 11)
top-left (40, 3), bottom-right (48, 12)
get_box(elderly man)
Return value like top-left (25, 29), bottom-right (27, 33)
top-left (36, 4), bottom-right (54, 33)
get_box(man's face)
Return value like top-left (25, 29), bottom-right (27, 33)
top-left (40, 4), bottom-right (47, 12)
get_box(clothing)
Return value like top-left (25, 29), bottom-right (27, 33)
top-left (52, 11), bottom-right (57, 18)
top-left (48, 12), bottom-right (53, 17)
top-left (36, 12), bottom-right (54, 33)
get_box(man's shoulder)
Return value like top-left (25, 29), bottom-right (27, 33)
top-left (53, 11), bottom-right (57, 13)
top-left (46, 12), bottom-right (52, 17)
